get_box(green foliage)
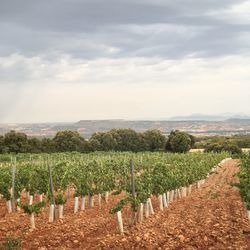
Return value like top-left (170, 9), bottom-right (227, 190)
top-left (0, 237), bottom-right (21, 250)
top-left (3, 131), bottom-right (29, 153)
top-left (16, 162), bottom-right (49, 197)
top-left (189, 134), bottom-right (196, 148)
top-left (110, 195), bottom-right (130, 214)
top-left (40, 138), bottom-right (56, 153)
top-left (92, 129), bottom-right (142, 152)
top-left (1, 129), bottom-right (250, 154)
top-left (20, 201), bottom-right (46, 215)
top-left (0, 135), bottom-right (6, 153)
top-left (0, 151), bottom-right (229, 218)
top-left (204, 142), bottom-right (242, 154)
top-left (194, 134), bottom-right (250, 149)
top-left (165, 130), bottom-right (192, 153)
top-left (27, 138), bottom-right (42, 153)
top-left (143, 129), bottom-right (166, 151)
top-left (0, 129), bottom-right (168, 153)
top-left (235, 155), bottom-right (250, 209)
top-left (55, 192), bottom-right (66, 205)
top-left (53, 130), bottom-right (90, 152)
top-left (0, 167), bottom-right (11, 200)
top-left (110, 151), bottom-right (228, 214)
top-left (89, 129), bottom-right (166, 152)
top-left (89, 138), bottom-right (103, 151)
top-left (110, 194), bottom-right (139, 214)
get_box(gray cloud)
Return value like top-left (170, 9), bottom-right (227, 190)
top-left (1, 0), bottom-right (250, 122)
top-left (0, 0), bottom-right (249, 59)
top-left (0, 1), bottom-right (245, 28)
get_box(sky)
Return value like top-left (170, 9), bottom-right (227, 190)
top-left (0, 0), bottom-right (250, 123)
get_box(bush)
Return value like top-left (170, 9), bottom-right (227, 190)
top-left (0, 237), bottom-right (21, 250)
top-left (235, 155), bottom-right (250, 210)
top-left (165, 130), bottom-right (192, 153)
top-left (204, 142), bottom-right (242, 154)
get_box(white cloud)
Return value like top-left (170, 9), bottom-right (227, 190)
top-left (0, 54), bottom-right (249, 122)
top-left (0, 1), bottom-right (249, 123)
top-left (208, 0), bottom-right (250, 24)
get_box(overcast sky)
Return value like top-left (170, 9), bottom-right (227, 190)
top-left (0, 0), bottom-right (250, 123)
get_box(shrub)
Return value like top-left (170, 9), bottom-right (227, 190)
top-left (204, 142), bottom-right (242, 154)
top-left (0, 237), bottom-right (21, 250)
top-left (165, 130), bottom-right (192, 153)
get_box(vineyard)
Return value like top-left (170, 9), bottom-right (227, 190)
top-left (0, 152), bottom-right (249, 249)
top-left (236, 154), bottom-right (250, 218)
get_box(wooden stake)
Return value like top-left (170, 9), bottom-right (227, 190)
top-left (148, 198), bottom-right (154, 215)
top-left (144, 202), bottom-right (149, 218)
top-left (39, 194), bottom-right (43, 202)
top-left (16, 198), bottom-right (21, 212)
top-left (158, 195), bottom-right (163, 211)
top-left (49, 204), bottom-right (54, 223)
top-left (30, 213), bottom-right (35, 229)
top-left (98, 194), bottom-right (102, 206)
top-left (29, 195), bottom-right (33, 205)
top-left (178, 189), bottom-right (181, 199)
top-left (117, 211), bottom-right (124, 234)
top-left (163, 193), bottom-right (167, 208)
top-left (188, 185), bottom-right (192, 195)
top-left (27, 191), bottom-right (30, 201)
top-left (59, 205), bottom-right (64, 219)
top-left (130, 159), bottom-right (137, 224)
top-left (11, 157), bottom-right (16, 212)
top-left (48, 161), bottom-right (56, 219)
top-left (169, 190), bottom-right (173, 202)
top-left (89, 194), bottom-right (94, 208)
top-left (138, 203), bottom-right (144, 222)
top-left (7, 200), bottom-right (12, 213)
top-left (74, 197), bottom-right (79, 213)
top-left (81, 196), bottom-right (85, 210)
top-left (105, 191), bottom-right (109, 203)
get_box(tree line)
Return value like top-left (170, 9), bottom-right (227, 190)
top-left (194, 135), bottom-right (247, 154)
top-left (0, 129), bottom-right (195, 154)
top-left (195, 135), bottom-right (250, 149)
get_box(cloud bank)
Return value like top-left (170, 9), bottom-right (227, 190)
top-left (0, 0), bottom-right (249, 122)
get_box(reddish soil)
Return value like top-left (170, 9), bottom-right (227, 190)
top-left (0, 159), bottom-right (249, 249)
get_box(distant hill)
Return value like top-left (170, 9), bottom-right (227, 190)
top-left (1, 118), bottom-right (250, 138)
top-left (169, 113), bottom-right (250, 121)
top-left (226, 118), bottom-right (250, 123)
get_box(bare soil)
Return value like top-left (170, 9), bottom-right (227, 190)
top-left (0, 159), bottom-right (249, 250)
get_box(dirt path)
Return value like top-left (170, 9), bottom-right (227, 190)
top-left (0, 159), bottom-right (249, 249)
top-left (102, 159), bottom-right (250, 250)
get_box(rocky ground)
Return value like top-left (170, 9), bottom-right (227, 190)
top-left (0, 159), bottom-right (249, 249)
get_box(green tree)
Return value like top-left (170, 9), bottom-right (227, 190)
top-left (110, 129), bottom-right (143, 152)
top-left (53, 130), bottom-right (88, 152)
top-left (102, 132), bottom-right (117, 151)
top-left (165, 130), bottom-right (192, 153)
top-left (4, 130), bottom-right (29, 153)
top-left (188, 134), bottom-right (196, 148)
top-left (90, 129), bottom-right (166, 152)
top-left (204, 142), bottom-right (242, 154)
top-left (28, 138), bottom-right (42, 153)
top-left (41, 138), bottom-right (56, 153)
top-left (89, 138), bottom-right (103, 151)
top-left (143, 129), bottom-right (166, 151)
top-left (0, 135), bottom-right (5, 153)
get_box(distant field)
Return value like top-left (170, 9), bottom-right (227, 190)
top-left (190, 148), bottom-right (250, 153)
top-left (242, 148), bottom-right (250, 152)
top-left (190, 149), bottom-right (205, 152)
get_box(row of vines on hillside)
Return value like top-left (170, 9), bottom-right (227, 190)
top-left (236, 154), bottom-right (250, 220)
top-left (0, 152), bottom-right (229, 231)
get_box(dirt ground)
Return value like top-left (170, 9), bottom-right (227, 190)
top-left (0, 159), bottom-right (249, 249)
